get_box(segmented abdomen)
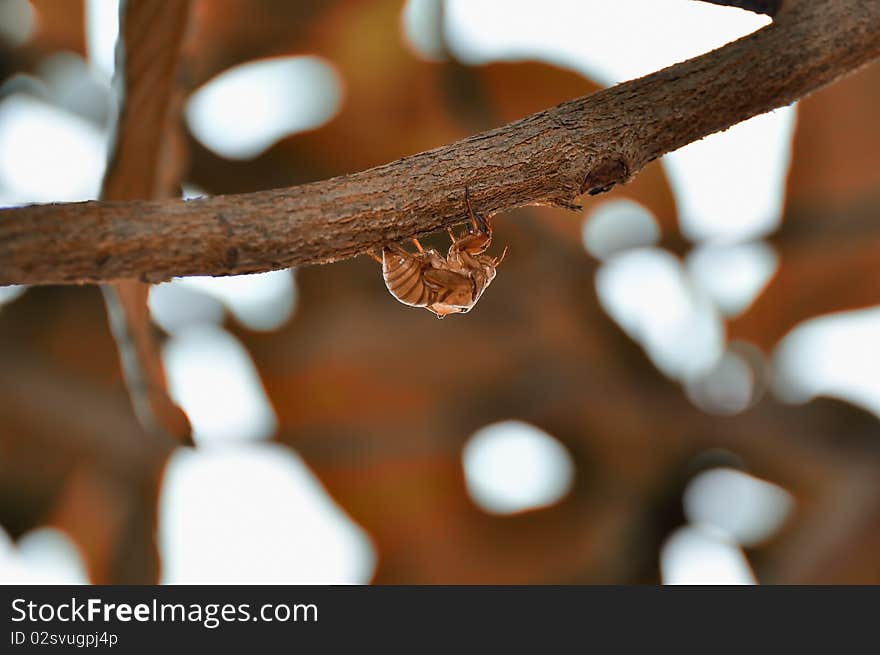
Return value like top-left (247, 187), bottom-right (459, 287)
top-left (382, 249), bottom-right (431, 307)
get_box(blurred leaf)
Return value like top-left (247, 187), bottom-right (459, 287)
top-left (0, 0), bottom-right (85, 84)
top-left (187, 0), bottom-right (336, 87)
top-left (26, 0), bottom-right (86, 55)
top-left (0, 287), bottom-right (172, 582)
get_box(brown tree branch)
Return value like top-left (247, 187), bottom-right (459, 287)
top-left (0, 0), bottom-right (878, 286)
top-left (100, 0), bottom-right (193, 446)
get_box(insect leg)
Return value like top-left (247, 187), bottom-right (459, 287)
top-left (465, 186), bottom-right (491, 236)
top-left (411, 238), bottom-right (425, 253)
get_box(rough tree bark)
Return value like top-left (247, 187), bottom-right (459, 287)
top-left (0, 0), bottom-right (878, 285)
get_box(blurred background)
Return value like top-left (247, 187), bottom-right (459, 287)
top-left (1, 0), bottom-right (879, 584)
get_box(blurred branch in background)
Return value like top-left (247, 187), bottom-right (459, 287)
top-left (1, 0), bottom-right (878, 285)
top-left (100, 0), bottom-right (192, 444)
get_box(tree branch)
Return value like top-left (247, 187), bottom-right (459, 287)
top-left (0, 0), bottom-right (878, 286)
top-left (99, 0), bottom-right (193, 447)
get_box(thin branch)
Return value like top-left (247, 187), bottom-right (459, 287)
top-left (101, 0), bottom-right (193, 446)
top-left (102, 0), bottom-right (192, 201)
top-left (0, 0), bottom-right (878, 286)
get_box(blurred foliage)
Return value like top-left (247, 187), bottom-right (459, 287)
top-left (1, 0), bottom-right (879, 583)
top-left (729, 64), bottom-right (880, 347)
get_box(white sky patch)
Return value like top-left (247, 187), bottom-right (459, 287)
top-left (463, 421), bottom-right (575, 514)
top-left (445, 0), bottom-right (768, 84)
top-left (661, 524), bottom-right (756, 585)
top-left (175, 269), bottom-right (297, 332)
top-left (684, 468), bottom-right (794, 547)
top-left (686, 242), bottom-right (779, 317)
top-left (159, 444), bottom-right (377, 584)
top-left (186, 56), bottom-right (343, 160)
top-left (0, 527), bottom-right (89, 585)
top-left (772, 308), bottom-right (880, 417)
top-left (36, 52), bottom-right (112, 126)
top-left (0, 94), bottom-right (107, 203)
top-left (596, 248), bottom-right (724, 380)
top-left (663, 108), bottom-right (797, 243)
top-left (582, 199), bottom-right (660, 260)
top-left (0, 285), bottom-right (26, 308)
top-left (86, 0), bottom-right (119, 81)
top-left (402, 0), bottom-right (447, 61)
top-left (162, 325), bottom-right (277, 445)
top-left (148, 282), bottom-right (225, 335)
top-left (181, 183), bottom-right (208, 200)
top-left (0, 0), bottom-right (35, 47)
top-left (685, 348), bottom-right (755, 416)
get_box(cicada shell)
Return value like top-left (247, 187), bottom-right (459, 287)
top-left (380, 188), bottom-right (507, 318)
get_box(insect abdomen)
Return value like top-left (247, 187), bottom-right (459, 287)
top-left (382, 249), bottom-right (431, 307)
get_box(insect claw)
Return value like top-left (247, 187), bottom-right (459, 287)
top-left (465, 186), bottom-right (490, 236)
top-left (465, 187), bottom-right (476, 234)
top-left (390, 243), bottom-right (410, 257)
